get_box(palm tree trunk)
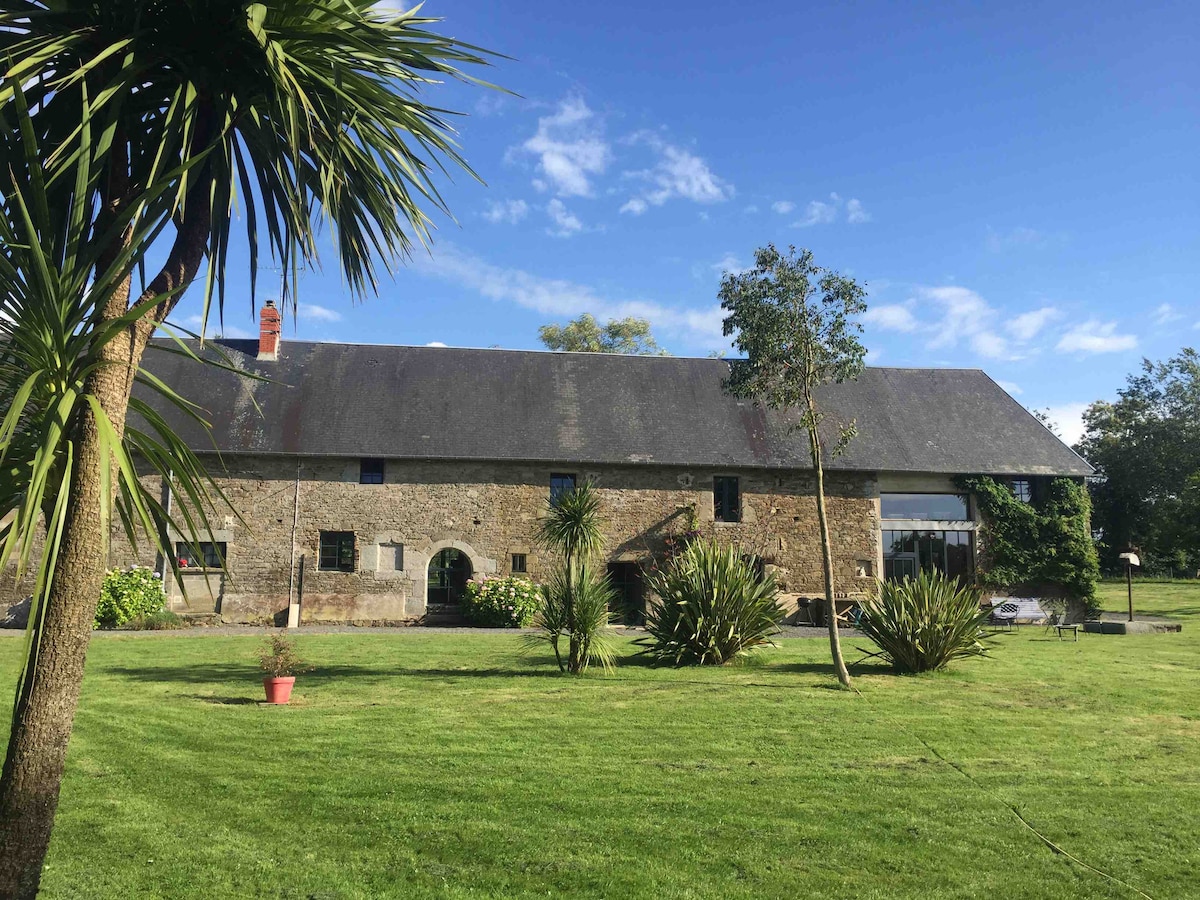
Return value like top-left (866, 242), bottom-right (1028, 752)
top-left (0, 337), bottom-right (142, 898)
top-left (0, 130), bottom-right (212, 892)
top-left (810, 430), bottom-right (852, 690)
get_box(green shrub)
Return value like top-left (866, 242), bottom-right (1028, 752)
top-left (258, 634), bottom-right (313, 679)
top-left (858, 569), bottom-right (992, 673)
top-left (462, 576), bottom-right (541, 627)
top-left (527, 562), bottom-right (618, 674)
top-left (639, 539), bottom-right (784, 666)
top-left (125, 609), bottom-right (186, 631)
top-left (94, 566), bottom-right (166, 629)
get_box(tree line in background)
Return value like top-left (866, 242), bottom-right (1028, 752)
top-left (1076, 348), bottom-right (1200, 577)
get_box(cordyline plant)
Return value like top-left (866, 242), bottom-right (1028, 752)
top-left (720, 244), bottom-right (867, 689)
top-left (0, 2), bottom-right (499, 894)
top-left (527, 482), bottom-right (617, 673)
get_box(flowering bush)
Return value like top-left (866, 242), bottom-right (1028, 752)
top-left (94, 566), bottom-right (167, 629)
top-left (462, 576), bottom-right (541, 627)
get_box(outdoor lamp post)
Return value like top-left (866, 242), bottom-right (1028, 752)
top-left (1118, 550), bottom-right (1141, 623)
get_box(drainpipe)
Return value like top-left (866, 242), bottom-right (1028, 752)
top-left (286, 457), bottom-right (302, 628)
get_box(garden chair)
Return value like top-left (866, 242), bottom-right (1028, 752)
top-left (989, 600), bottom-right (1019, 631)
top-left (1043, 610), bottom-right (1079, 642)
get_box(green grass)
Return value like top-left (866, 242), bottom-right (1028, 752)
top-left (1, 585), bottom-right (1198, 899)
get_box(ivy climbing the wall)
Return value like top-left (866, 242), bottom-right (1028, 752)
top-left (954, 475), bottom-right (1100, 609)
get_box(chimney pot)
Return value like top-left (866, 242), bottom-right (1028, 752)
top-left (258, 301), bottom-right (281, 361)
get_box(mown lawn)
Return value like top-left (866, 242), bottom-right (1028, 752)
top-left (1, 585), bottom-right (1198, 899)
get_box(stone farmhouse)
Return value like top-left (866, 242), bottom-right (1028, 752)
top-left (77, 302), bottom-right (1093, 627)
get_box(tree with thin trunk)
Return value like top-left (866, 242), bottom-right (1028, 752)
top-left (0, 3), bottom-right (498, 894)
top-left (719, 244), bottom-right (868, 690)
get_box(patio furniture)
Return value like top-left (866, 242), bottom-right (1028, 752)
top-left (989, 601), bottom-right (1019, 630)
top-left (1044, 611), bottom-right (1080, 641)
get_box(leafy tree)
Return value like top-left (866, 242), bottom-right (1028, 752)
top-left (0, 3), bottom-right (496, 893)
top-left (720, 245), bottom-right (867, 690)
top-left (539, 314), bottom-right (666, 355)
top-left (1076, 349), bottom-right (1200, 574)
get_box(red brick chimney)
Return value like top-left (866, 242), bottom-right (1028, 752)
top-left (258, 300), bottom-right (281, 361)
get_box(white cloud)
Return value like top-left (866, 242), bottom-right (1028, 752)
top-left (863, 304), bottom-right (918, 333)
top-left (620, 131), bottom-right (733, 213)
top-left (299, 303), bottom-right (342, 323)
top-left (846, 198), bottom-right (871, 224)
top-left (425, 341), bottom-right (448, 348)
top-left (711, 253), bottom-right (750, 277)
top-left (412, 243), bottom-right (725, 344)
top-left (482, 199), bottom-right (529, 225)
top-left (996, 380), bottom-right (1023, 396)
top-left (1006, 306), bottom-right (1060, 341)
top-left (921, 286), bottom-right (1016, 360)
top-left (180, 314), bottom-right (252, 339)
top-left (771, 200), bottom-right (795, 214)
top-left (790, 192), bottom-right (870, 227)
top-left (1153, 303), bottom-right (1182, 326)
top-left (795, 195), bottom-right (839, 227)
top-left (546, 198), bottom-right (583, 237)
top-left (743, 204), bottom-right (759, 214)
top-left (1056, 320), bottom-right (1137, 355)
top-left (1040, 402), bottom-right (1090, 446)
top-left (518, 96), bottom-right (610, 197)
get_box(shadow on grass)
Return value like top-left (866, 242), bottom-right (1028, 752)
top-left (105, 660), bottom-right (570, 684)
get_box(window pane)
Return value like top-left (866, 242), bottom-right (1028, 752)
top-left (550, 473), bottom-right (576, 506)
top-left (360, 458), bottom-right (384, 484)
top-left (714, 476), bottom-right (740, 523)
top-left (512, 553), bottom-right (527, 573)
top-left (880, 493), bottom-right (970, 521)
top-left (1011, 479), bottom-right (1032, 503)
top-left (175, 542), bottom-right (226, 569)
top-left (319, 531), bottom-right (355, 572)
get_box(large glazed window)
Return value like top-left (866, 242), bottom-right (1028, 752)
top-left (549, 473), bottom-right (577, 507)
top-left (883, 529), bottom-right (974, 582)
top-left (880, 493), bottom-right (970, 521)
top-left (713, 476), bottom-right (741, 523)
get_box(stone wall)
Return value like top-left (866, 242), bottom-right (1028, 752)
top-left (29, 455), bottom-right (883, 624)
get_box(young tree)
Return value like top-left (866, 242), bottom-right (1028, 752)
top-left (539, 313), bottom-right (666, 355)
top-left (720, 245), bottom-right (867, 690)
top-left (0, 3), bottom-right (497, 893)
top-left (531, 483), bottom-right (617, 673)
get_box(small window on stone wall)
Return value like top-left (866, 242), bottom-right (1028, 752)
top-left (359, 458), bottom-right (384, 484)
top-left (176, 541), bottom-right (226, 569)
top-left (319, 531), bottom-right (356, 572)
top-left (1010, 478), bottom-right (1032, 504)
top-left (714, 476), bottom-right (740, 523)
top-left (512, 553), bottom-right (527, 574)
top-left (550, 473), bottom-right (576, 506)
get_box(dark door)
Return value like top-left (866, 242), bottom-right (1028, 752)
top-left (428, 549), bottom-right (472, 605)
top-left (606, 562), bottom-right (645, 625)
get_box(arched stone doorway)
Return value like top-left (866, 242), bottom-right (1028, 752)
top-left (427, 548), bottom-right (472, 605)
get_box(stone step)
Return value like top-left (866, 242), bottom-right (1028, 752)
top-left (421, 604), bottom-right (466, 626)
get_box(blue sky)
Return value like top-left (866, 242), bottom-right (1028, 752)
top-left (167, 0), bottom-right (1199, 445)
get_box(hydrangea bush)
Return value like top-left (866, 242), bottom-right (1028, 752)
top-left (462, 576), bottom-right (541, 627)
top-left (94, 566), bottom-right (167, 629)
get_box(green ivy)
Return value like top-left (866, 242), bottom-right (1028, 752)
top-left (954, 476), bottom-right (1100, 605)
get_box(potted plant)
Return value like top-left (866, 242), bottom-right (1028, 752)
top-left (258, 633), bottom-right (312, 704)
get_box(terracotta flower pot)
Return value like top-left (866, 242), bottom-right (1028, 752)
top-left (263, 676), bottom-right (295, 704)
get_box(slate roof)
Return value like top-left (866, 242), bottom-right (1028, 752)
top-left (134, 339), bottom-right (1093, 476)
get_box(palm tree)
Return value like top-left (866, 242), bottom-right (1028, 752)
top-left (0, 3), bottom-right (497, 893)
top-left (534, 483), bottom-right (614, 673)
